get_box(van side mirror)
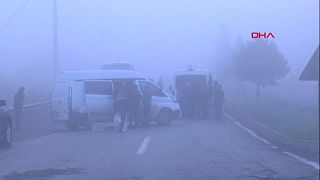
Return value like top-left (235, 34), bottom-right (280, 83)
top-left (0, 100), bottom-right (7, 107)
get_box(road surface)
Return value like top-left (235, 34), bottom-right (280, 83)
top-left (0, 112), bottom-right (319, 179)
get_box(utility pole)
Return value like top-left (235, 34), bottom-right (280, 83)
top-left (101, 0), bottom-right (106, 62)
top-left (53, 0), bottom-right (58, 76)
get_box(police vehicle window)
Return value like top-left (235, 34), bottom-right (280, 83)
top-left (84, 81), bottom-right (112, 95)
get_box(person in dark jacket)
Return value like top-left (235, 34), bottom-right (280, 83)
top-left (127, 83), bottom-right (142, 127)
top-left (113, 82), bottom-right (129, 133)
top-left (14, 87), bottom-right (25, 129)
top-left (213, 81), bottom-right (225, 119)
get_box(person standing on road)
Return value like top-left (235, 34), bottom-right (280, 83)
top-left (127, 83), bottom-right (142, 127)
top-left (14, 87), bottom-right (25, 129)
top-left (213, 81), bottom-right (225, 119)
top-left (113, 82), bottom-right (129, 133)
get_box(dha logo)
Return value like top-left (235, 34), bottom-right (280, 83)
top-left (251, 32), bottom-right (275, 39)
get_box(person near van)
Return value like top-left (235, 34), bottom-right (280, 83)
top-left (213, 81), bottom-right (225, 119)
top-left (14, 87), bottom-right (25, 129)
top-left (113, 83), bottom-right (129, 133)
top-left (127, 83), bottom-right (142, 127)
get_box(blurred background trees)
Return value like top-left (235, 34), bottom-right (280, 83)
top-left (232, 40), bottom-right (289, 107)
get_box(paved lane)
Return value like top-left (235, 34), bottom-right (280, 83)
top-left (0, 116), bottom-right (318, 179)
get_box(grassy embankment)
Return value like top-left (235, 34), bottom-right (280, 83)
top-left (227, 93), bottom-right (319, 141)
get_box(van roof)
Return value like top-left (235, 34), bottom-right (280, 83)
top-left (174, 69), bottom-right (209, 76)
top-left (56, 70), bottom-right (146, 81)
top-left (100, 62), bottom-right (134, 70)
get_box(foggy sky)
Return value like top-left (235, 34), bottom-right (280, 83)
top-left (0, 0), bottom-right (319, 104)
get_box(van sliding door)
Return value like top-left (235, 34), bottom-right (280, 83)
top-left (84, 80), bottom-right (113, 122)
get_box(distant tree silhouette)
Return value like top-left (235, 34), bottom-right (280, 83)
top-left (232, 40), bottom-right (289, 106)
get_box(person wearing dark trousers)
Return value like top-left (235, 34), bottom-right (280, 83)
top-left (14, 87), bottom-right (25, 129)
top-left (213, 81), bottom-right (225, 119)
top-left (127, 83), bottom-right (142, 127)
top-left (113, 83), bottom-right (129, 133)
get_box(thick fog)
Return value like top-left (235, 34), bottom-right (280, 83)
top-left (0, 0), bottom-right (318, 105)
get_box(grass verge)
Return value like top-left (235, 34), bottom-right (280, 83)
top-left (227, 93), bottom-right (319, 141)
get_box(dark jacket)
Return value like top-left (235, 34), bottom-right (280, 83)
top-left (113, 89), bottom-right (129, 114)
top-left (14, 91), bottom-right (25, 110)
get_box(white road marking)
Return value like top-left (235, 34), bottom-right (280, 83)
top-left (283, 151), bottom-right (319, 170)
top-left (224, 112), bottom-right (319, 170)
top-left (232, 120), bottom-right (273, 146)
top-left (136, 136), bottom-right (151, 155)
top-left (0, 133), bottom-right (57, 159)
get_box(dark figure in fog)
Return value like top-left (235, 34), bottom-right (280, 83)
top-left (127, 83), bottom-right (142, 127)
top-left (213, 81), bottom-right (225, 119)
top-left (113, 83), bottom-right (129, 133)
top-left (14, 87), bottom-right (25, 129)
top-left (141, 85), bottom-right (152, 125)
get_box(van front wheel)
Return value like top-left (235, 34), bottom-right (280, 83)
top-left (156, 109), bottom-right (173, 125)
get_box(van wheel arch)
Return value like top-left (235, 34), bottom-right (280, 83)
top-left (156, 108), bottom-right (173, 125)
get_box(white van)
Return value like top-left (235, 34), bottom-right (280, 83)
top-left (51, 70), bottom-right (180, 129)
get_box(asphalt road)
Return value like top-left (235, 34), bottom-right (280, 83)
top-left (0, 114), bottom-right (319, 180)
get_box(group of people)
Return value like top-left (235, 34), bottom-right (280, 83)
top-left (113, 81), bottom-right (151, 133)
top-left (176, 81), bottom-right (225, 120)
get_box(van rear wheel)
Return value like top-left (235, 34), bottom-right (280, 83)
top-left (157, 109), bottom-right (173, 125)
top-left (0, 124), bottom-right (12, 147)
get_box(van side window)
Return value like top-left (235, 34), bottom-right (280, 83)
top-left (139, 81), bottom-right (166, 97)
top-left (84, 81), bottom-right (112, 95)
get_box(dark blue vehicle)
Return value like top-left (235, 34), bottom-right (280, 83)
top-left (0, 100), bottom-right (13, 147)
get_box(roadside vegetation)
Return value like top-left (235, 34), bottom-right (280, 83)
top-left (227, 91), bottom-right (319, 141)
